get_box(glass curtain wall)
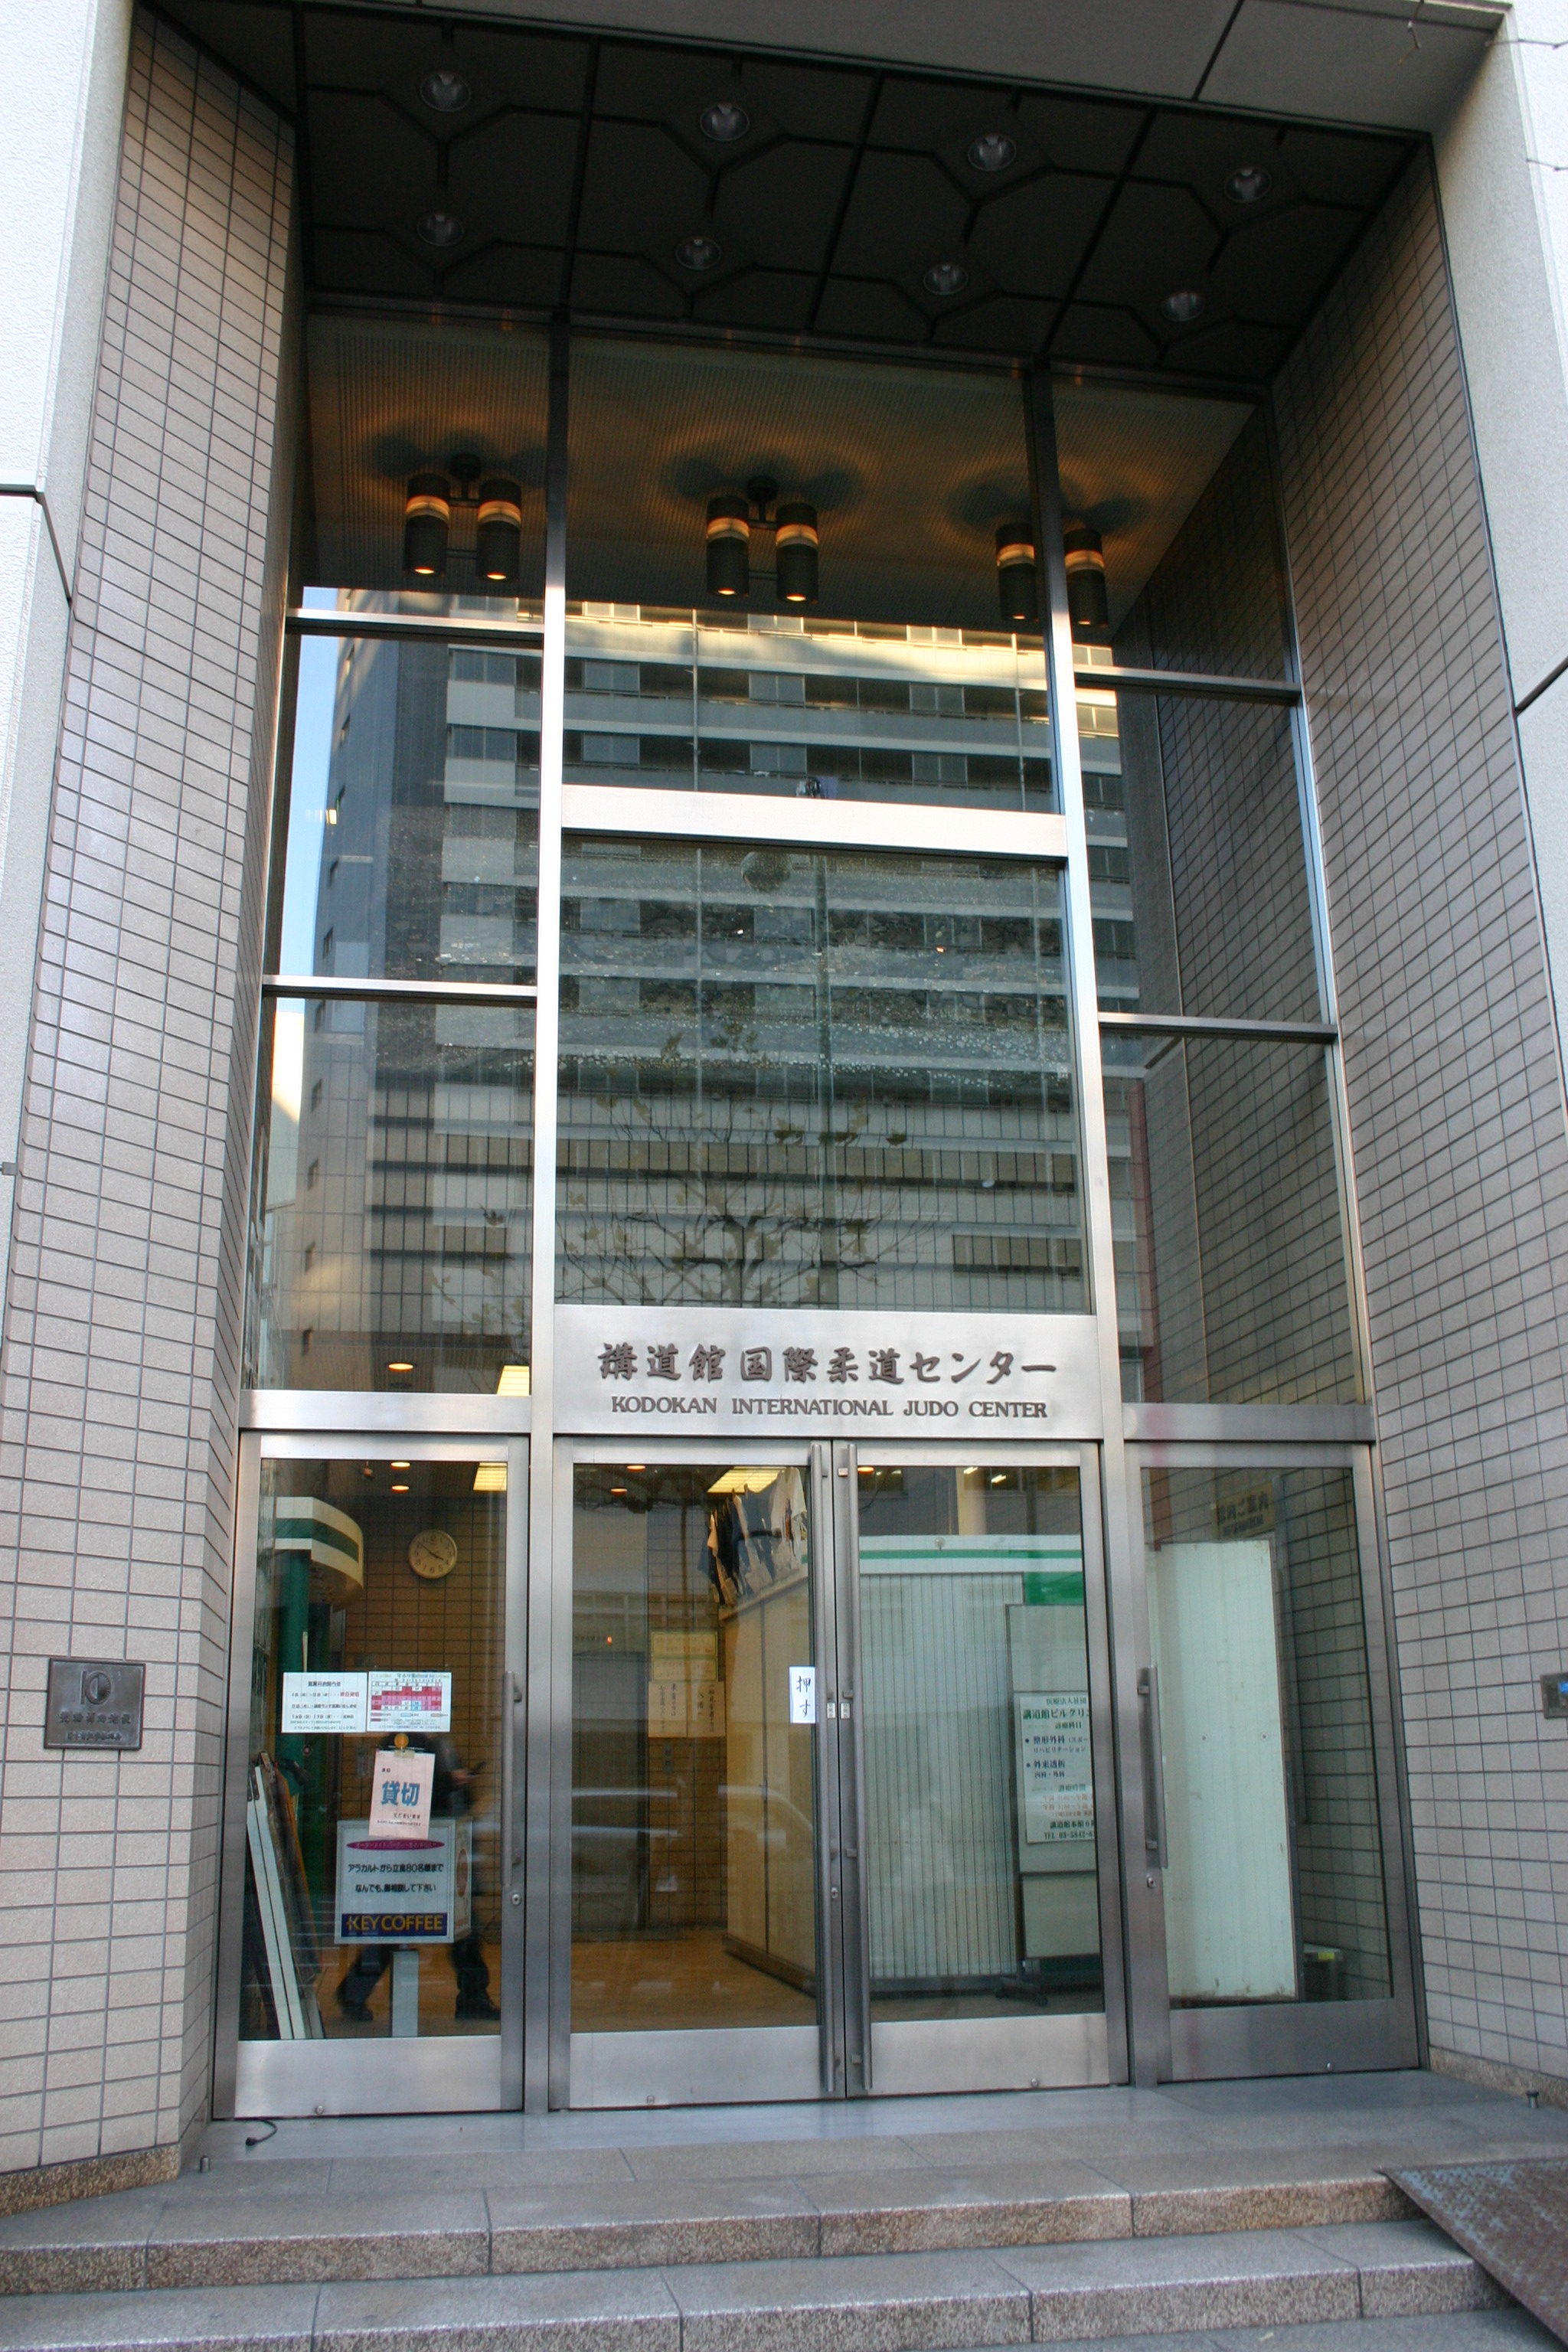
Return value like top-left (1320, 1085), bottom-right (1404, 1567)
top-left (556, 838), bottom-right (1084, 1313)
top-left (234, 306), bottom-right (1401, 2092)
top-left (247, 328), bottom-right (548, 1393)
top-left (1054, 384), bottom-right (1360, 1404)
top-left (564, 339), bottom-right (1052, 814)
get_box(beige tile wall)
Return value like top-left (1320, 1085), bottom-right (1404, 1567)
top-left (1275, 149), bottom-right (1568, 2085)
top-left (0, 11), bottom-right (293, 2169)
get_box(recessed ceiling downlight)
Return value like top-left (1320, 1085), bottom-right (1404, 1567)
top-left (676, 234), bottom-right (723, 271)
top-left (923, 260), bottom-right (969, 297)
top-left (1161, 288), bottom-right (1205, 324)
top-left (416, 210), bottom-right (464, 247)
top-left (420, 69), bottom-right (471, 113)
top-left (700, 100), bottom-right (750, 142)
top-left (968, 131), bottom-right (1017, 172)
top-left (1225, 163), bottom-right (1272, 204)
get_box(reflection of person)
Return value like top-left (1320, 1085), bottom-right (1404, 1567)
top-left (337, 1733), bottom-right (497, 2024)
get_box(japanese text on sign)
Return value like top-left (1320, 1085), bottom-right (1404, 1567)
top-left (1017, 1694), bottom-right (1094, 1845)
top-left (366, 1671), bottom-right (452, 1734)
top-left (370, 1747), bottom-right (435, 1840)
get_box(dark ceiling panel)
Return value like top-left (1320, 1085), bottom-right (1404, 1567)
top-left (712, 142), bottom-right (854, 275)
top-left (312, 230), bottom-right (437, 302)
top-left (1160, 318), bottom-right (1292, 380)
top-left (932, 294), bottom-right (1059, 355)
top-left (575, 122), bottom-right (711, 259)
top-left (692, 268), bottom-right (819, 333)
top-left (1132, 110), bottom-right (1294, 217)
top-left (833, 151), bottom-right (972, 282)
top-left (168, 2), bottom-right (1417, 389)
top-left (1075, 181), bottom-right (1223, 315)
top-left (729, 57), bottom-right (876, 143)
top-left (1276, 123), bottom-right (1410, 209)
top-left (570, 254), bottom-right (688, 321)
top-left (1014, 92), bottom-right (1148, 177)
top-left (439, 243), bottom-right (567, 312)
top-left (1051, 302), bottom-right (1163, 368)
top-left (868, 78), bottom-right (1040, 172)
top-left (307, 94), bottom-right (433, 234)
top-left (303, 15), bottom-right (587, 116)
top-left (1209, 201), bottom-right (1366, 324)
top-left (591, 44), bottom-right (870, 142)
top-left (812, 278), bottom-right (930, 345)
top-left (165, 0), bottom-right (294, 109)
top-left (447, 111), bottom-right (582, 251)
top-left (968, 172), bottom-right (1116, 299)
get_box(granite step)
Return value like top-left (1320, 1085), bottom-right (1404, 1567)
top-left (0, 2158), bottom-right (1424, 2293)
top-left (0, 2221), bottom-right (1508, 2351)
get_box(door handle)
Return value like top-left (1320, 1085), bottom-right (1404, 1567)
top-left (1137, 1664), bottom-right (1168, 1871)
top-left (501, 1667), bottom-right (521, 1906)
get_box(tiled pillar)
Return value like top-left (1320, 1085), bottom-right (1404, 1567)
top-left (1275, 150), bottom-right (1568, 2093)
top-left (0, 11), bottom-right (295, 2178)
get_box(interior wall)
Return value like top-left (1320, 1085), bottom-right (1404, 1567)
top-left (0, 10), bottom-right (295, 2171)
top-left (1274, 146), bottom-right (1568, 2088)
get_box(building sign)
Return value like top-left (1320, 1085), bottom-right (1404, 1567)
top-left (335, 1817), bottom-right (471, 1945)
top-left (366, 1670), bottom-right (452, 1733)
top-left (555, 1308), bottom-right (1103, 1438)
top-left (44, 1658), bottom-right (145, 1750)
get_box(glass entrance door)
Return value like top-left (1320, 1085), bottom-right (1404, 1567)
top-left (562, 1440), bottom-right (1119, 2105)
top-left (215, 1434), bottom-right (528, 2116)
top-left (841, 1445), bottom-right (1117, 2096)
top-left (1127, 1446), bottom-right (1419, 2080)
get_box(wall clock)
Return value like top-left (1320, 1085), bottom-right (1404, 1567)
top-left (408, 1528), bottom-right (458, 1582)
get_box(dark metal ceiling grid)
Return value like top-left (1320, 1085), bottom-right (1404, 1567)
top-left (168, 2), bottom-right (1416, 387)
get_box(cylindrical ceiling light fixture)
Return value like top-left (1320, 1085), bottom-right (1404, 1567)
top-left (774, 501), bottom-right (819, 606)
top-left (706, 492), bottom-right (750, 599)
top-left (995, 524), bottom-right (1037, 626)
top-left (475, 478), bottom-right (522, 586)
top-left (403, 472), bottom-right (451, 579)
top-left (1063, 521), bottom-right (1109, 635)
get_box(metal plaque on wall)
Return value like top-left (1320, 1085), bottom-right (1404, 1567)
top-left (554, 1307), bottom-right (1105, 1439)
top-left (44, 1658), bottom-right (145, 1750)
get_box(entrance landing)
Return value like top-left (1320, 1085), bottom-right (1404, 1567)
top-left (0, 2075), bottom-right (1562, 2348)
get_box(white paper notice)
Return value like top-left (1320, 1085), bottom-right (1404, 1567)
top-left (369, 1747), bottom-right (436, 1840)
top-left (789, 1665), bottom-right (817, 1726)
top-left (366, 1670), bottom-right (452, 1733)
top-left (280, 1671), bottom-right (367, 1733)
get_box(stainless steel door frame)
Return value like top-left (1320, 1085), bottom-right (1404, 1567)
top-left (836, 1439), bottom-right (1120, 2096)
top-left (816, 1440), bottom-right (872, 2096)
top-left (553, 1438), bottom-right (828, 2109)
top-left (1123, 1438), bottom-right (1419, 2081)
top-left (214, 1429), bottom-right (529, 2119)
